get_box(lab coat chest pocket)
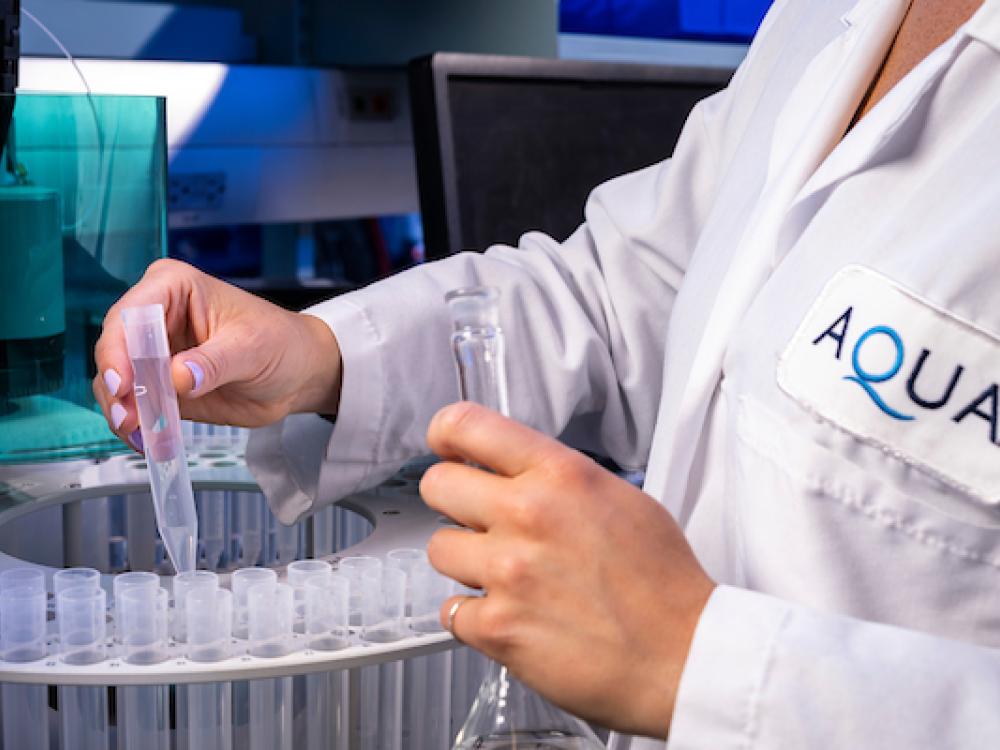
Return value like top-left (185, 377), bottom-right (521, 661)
top-left (728, 389), bottom-right (1000, 648)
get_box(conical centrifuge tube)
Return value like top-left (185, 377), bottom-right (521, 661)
top-left (445, 287), bottom-right (605, 750)
top-left (122, 304), bottom-right (198, 574)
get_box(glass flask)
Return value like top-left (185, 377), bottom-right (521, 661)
top-left (445, 287), bottom-right (605, 750)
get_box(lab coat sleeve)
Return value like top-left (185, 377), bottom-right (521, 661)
top-left (668, 585), bottom-right (1000, 749)
top-left (246, 73), bottom-right (736, 523)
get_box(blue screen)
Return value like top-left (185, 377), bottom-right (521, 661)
top-left (560, 0), bottom-right (773, 42)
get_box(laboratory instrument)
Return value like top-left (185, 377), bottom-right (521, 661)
top-left (446, 286), bottom-right (605, 750)
top-left (122, 303), bottom-right (199, 574)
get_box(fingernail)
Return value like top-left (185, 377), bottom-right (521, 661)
top-left (103, 369), bottom-right (122, 397)
top-left (111, 403), bottom-right (127, 431)
top-left (128, 429), bottom-right (144, 453)
top-left (184, 361), bottom-right (204, 393)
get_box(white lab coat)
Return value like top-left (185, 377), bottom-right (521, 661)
top-left (247, 0), bottom-right (1000, 746)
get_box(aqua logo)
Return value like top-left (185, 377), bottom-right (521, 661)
top-left (812, 306), bottom-right (999, 443)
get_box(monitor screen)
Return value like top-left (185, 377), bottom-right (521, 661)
top-left (560, 0), bottom-right (773, 43)
top-left (410, 55), bottom-right (730, 257)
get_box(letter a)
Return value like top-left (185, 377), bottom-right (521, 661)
top-left (812, 307), bottom-right (853, 360)
top-left (953, 384), bottom-right (999, 445)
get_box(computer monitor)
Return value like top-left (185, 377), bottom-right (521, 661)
top-left (409, 52), bottom-right (732, 259)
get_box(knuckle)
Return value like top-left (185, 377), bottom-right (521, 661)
top-left (478, 601), bottom-right (516, 653)
top-left (146, 257), bottom-right (185, 277)
top-left (541, 450), bottom-right (594, 490)
top-left (488, 550), bottom-right (532, 591)
top-left (505, 492), bottom-right (545, 532)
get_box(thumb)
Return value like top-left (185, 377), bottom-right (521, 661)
top-left (171, 336), bottom-right (243, 398)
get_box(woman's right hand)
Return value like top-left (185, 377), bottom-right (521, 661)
top-left (92, 259), bottom-right (343, 451)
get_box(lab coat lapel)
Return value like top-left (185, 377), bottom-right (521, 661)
top-left (643, 0), bottom-right (912, 524)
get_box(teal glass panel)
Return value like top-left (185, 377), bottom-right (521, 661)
top-left (0, 91), bottom-right (167, 463)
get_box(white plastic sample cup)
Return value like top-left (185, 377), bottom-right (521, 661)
top-left (0, 582), bottom-right (48, 662)
top-left (287, 559), bottom-right (332, 631)
top-left (172, 570), bottom-right (218, 642)
top-left (247, 582), bottom-right (294, 658)
top-left (338, 556), bottom-right (382, 625)
top-left (0, 567), bottom-right (45, 594)
top-left (361, 568), bottom-right (407, 643)
top-left (186, 587), bottom-right (232, 662)
top-left (386, 547), bottom-right (428, 616)
top-left (113, 572), bottom-right (160, 642)
top-left (57, 586), bottom-right (107, 665)
top-left (53, 567), bottom-right (101, 596)
top-left (410, 561), bottom-right (454, 634)
top-left (119, 586), bottom-right (169, 665)
top-left (231, 567), bottom-right (277, 639)
top-left (304, 573), bottom-right (351, 651)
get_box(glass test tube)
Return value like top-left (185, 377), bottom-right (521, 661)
top-left (121, 303), bottom-right (198, 574)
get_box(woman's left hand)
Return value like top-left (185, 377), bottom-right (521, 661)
top-left (420, 402), bottom-right (716, 739)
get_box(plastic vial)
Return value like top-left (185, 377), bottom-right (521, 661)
top-left (186, 587), bottom-right (233, 662)
top-left (231, 566), bottom-right (277, 640)
top-left (360, 567), bottom-right (407, 643)
top-left (0, 567), bottom-right (45, 594)
top-left (57, 586), bottom-right (106, 665)
top-left (172, 570), bottom-right (218, 642)
top-left (338, 555), bottom-right (382, 625)
top-left (122, 303), bottom-right (199, 574)
top-left (247, 581), bottom-right (294, 658)
top-left (445, 287), bottom-right (605, 750)
top-left (119, 585), bottom-right (169, 665)
top-left (53, 567), bottom-right (101, 595)
top-left (287, 559), bottom-right (331, 630)
top-left (303, 574), bottom-right (351, 651)
top-left (410, 560), bottom-right (454, 634)
top-left (0, 574), bottom-right (47, 662)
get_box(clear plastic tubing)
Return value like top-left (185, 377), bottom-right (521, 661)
top-left (186, 587), bottom-right (234, 750)
top-left (122, 303), bottom-right (199, 574)
top-left (231, 566), bottom-right (277, 640)
top-left (0, 569), bottom-right (50, 748)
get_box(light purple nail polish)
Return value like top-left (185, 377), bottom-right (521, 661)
top-left (184, 361), bottom-right (205, 393)
top-left (128, 429), bottom-right (144, 453)
top-left (103, 369), bottom-right (122, 397)
top-left (111, 403), bottom-right (127, 431)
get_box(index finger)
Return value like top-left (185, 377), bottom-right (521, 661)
top-left (93, 262), bottom-right (185, 430)
top-left (426, 402), bottom-right (562, 477)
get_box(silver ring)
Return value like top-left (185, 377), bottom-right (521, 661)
top-left (447, 597), bottom-right (469, 636)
